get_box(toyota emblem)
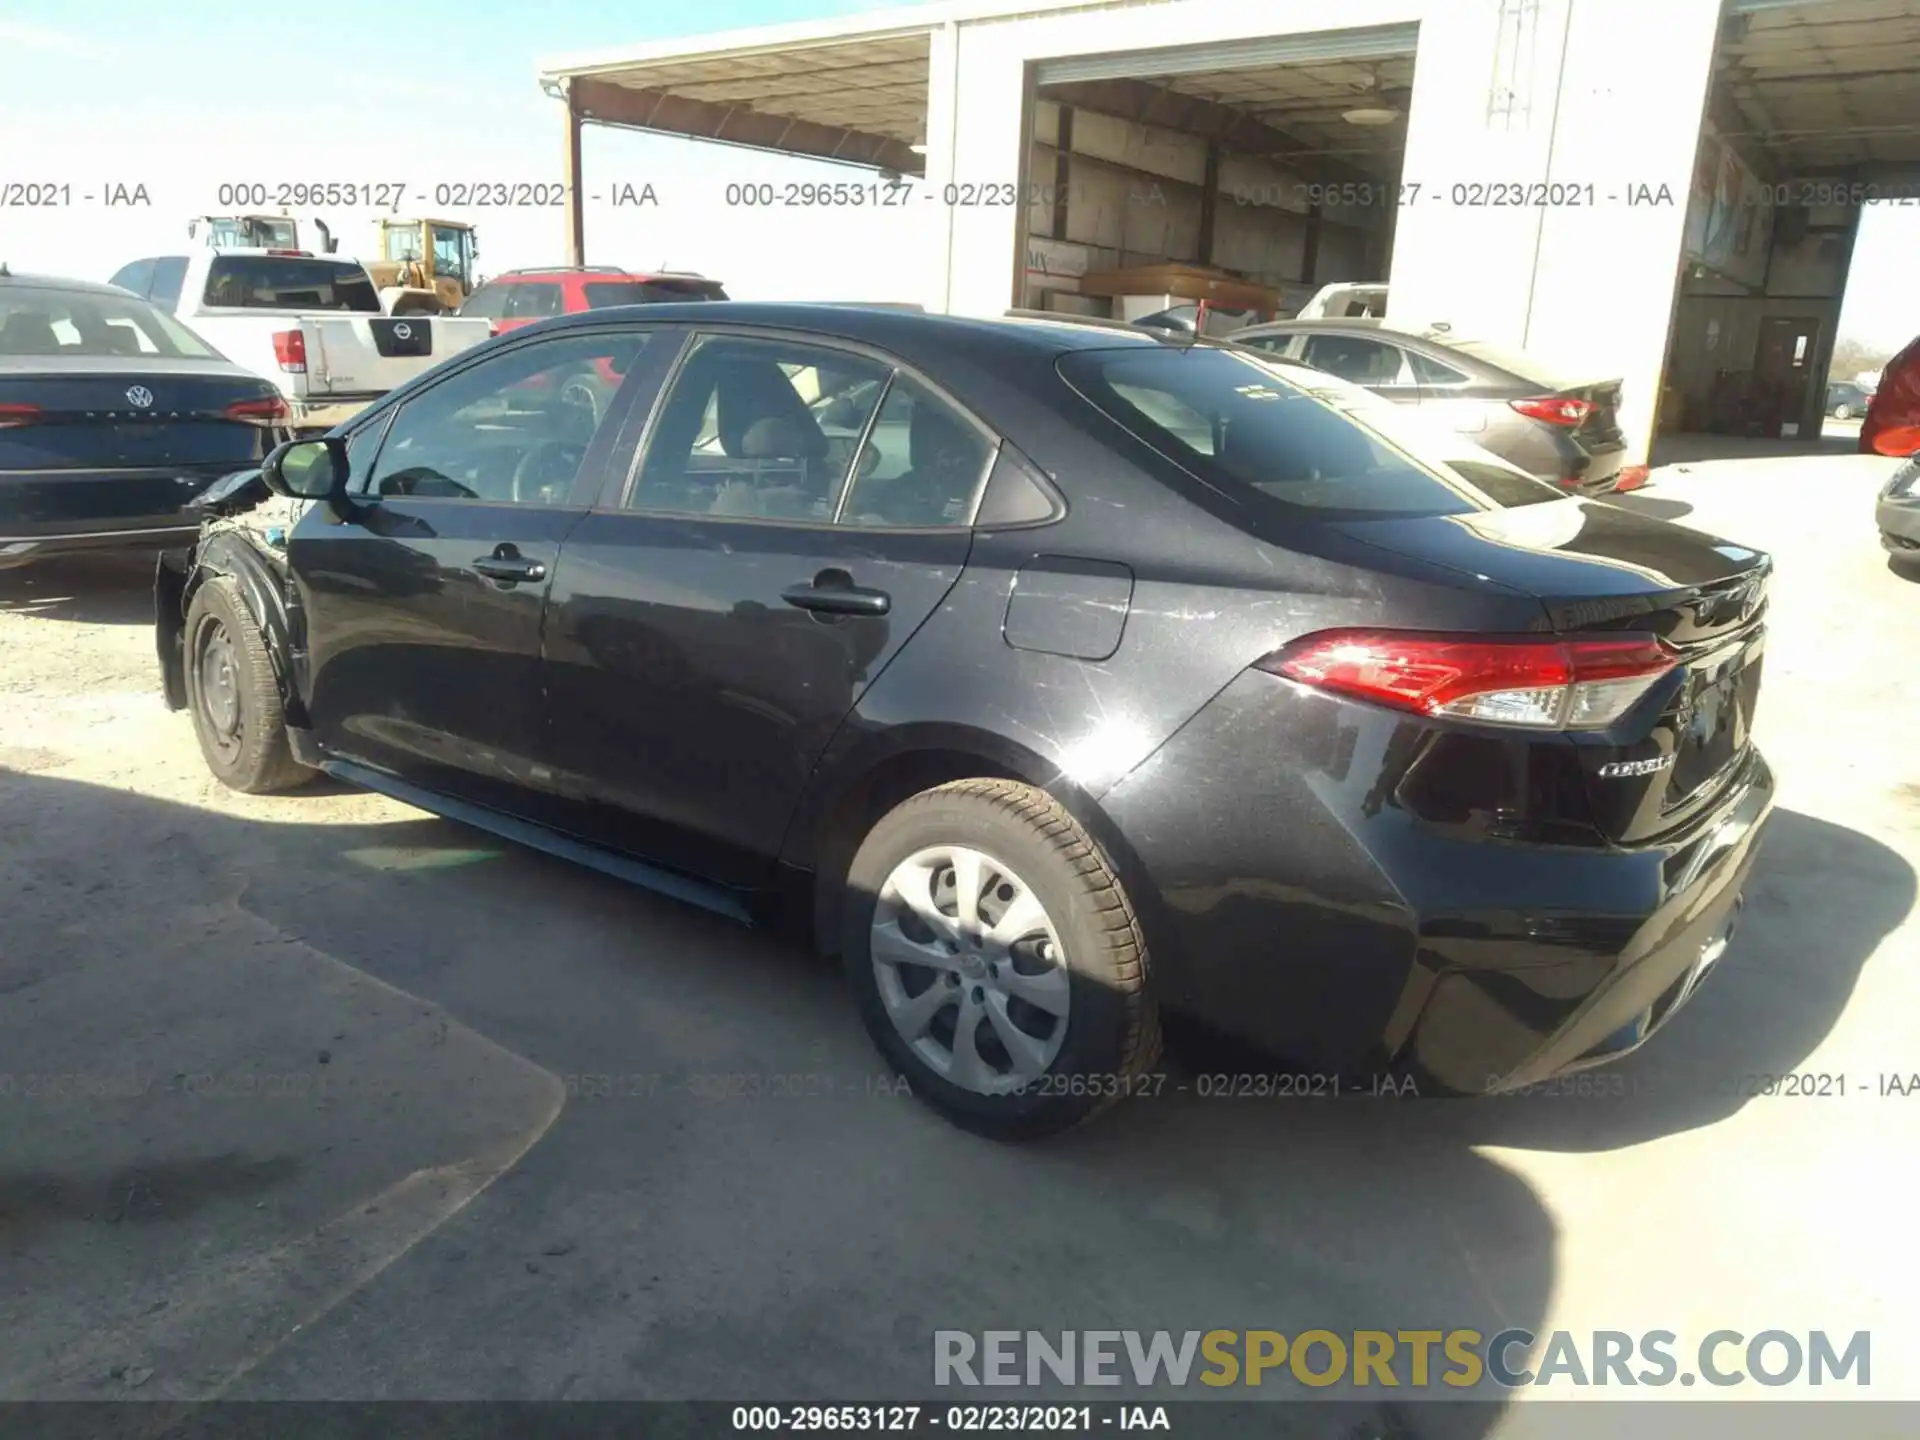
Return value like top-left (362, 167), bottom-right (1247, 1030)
top-left (393, 322), bottom-right (413, 340)
top-left (126, 385), bottom-right (154, 409)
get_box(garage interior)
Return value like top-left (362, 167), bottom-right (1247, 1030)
top-left (1657, 0), bottom-right (1920, 449)
top-left (1017, 28), bottom-right (1416, 321)
top-left (540, 16), bottom-right (1418, 328)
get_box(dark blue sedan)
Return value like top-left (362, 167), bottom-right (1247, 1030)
top-left (0, 269), bottom-right (287, 570)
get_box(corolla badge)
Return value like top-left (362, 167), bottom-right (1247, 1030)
top-left (1597, 754), bottom-right (1676, 778)
top-left (126, 385), bottom-right (153, 408)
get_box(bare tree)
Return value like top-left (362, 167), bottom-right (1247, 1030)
top-left (1829, 336), bottom-right (1895, 383)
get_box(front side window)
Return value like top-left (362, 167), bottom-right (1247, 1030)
top-left (628, 334), bottom-right (890, 521)
top-left (502, 283), bottom-right (564, 320)
top-left (460, 283), bottom-right (508, 319)
top-left (837, 376), bottom-right (995, 528)
top-left (364, 331), bottom-right (645, 506)
top-left (1059, 345), bottom-right (1562, 519)
top-left (0, 286), bottom-right (219, 359)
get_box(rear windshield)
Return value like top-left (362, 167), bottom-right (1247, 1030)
top-left (0, 286), bottom-right (220, 359)
top-left (202, 257), bottom-right (381, 312)
top-left (583, 279), bottom-right (727, 307)
top-left (1058, 345), bottom-right (1564, 519)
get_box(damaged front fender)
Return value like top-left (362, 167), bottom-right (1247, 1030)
top-left (155, 468), bottom-right (311, 725)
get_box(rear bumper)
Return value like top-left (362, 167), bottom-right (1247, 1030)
top-left (1096, 670), bottom-right (1776, 1091)
top-left (1877, 497), bottom-right (1920, 551)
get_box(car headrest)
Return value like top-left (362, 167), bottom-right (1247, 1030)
top-left (739, 416), bottom-right (811, 460)
top-left (909, 402), bottom-right (972, 469)
top-left (0, 311), bottom-right (61, 356)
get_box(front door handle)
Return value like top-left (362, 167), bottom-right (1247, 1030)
top-left (472, 551), bottom-right (547, 584)
top-left (781, 572), bottom-right (891, 617)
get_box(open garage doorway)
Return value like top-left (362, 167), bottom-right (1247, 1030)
top-left (1653, 0), bottom-right (1920, 464)
top-left (1014, 25), bottom-right (1418, 333)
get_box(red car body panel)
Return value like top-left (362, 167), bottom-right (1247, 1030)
top-left (1861, 337), bottom-right (1920, 457)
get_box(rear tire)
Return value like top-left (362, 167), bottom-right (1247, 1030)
top-left (1834, 404), bottom-right (1853, 421)
top-left (842, 779), bottom-right (1161, 1140)
top-left (183, 576), bottom-right (311, 795)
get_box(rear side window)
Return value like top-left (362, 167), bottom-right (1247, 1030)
top-left (1058, 346), bottom-right (1560, 519)
top-left (838, 377), bottom-right (995, 528)
top-left (1300, 334), bottom-right (1407, 385)
top-left (582, 280), bottom-right (727, 307)
top-left (0, 286), bottom-right (220, 359)
top-left (203, 257), bottom-right (380, 312)
top-left (502, 283), bottom-right (564, 319)
top-left (1409, 351), bottom-right (1469, 385)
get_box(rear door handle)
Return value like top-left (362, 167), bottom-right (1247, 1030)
top-left (472, 554), bottom-right (547, 583)
top-left (781, 578), bottom-right (891, 616)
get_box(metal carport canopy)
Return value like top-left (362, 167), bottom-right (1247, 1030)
top-left (535, 0), bottom-right (1159, 262)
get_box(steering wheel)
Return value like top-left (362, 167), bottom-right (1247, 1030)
top-left (510, 440), bottom-right (584, 505)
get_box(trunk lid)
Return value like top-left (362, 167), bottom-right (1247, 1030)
top-left (300, 315), bottom-right (492, 397)
top-left (0, 364), bottom-right (276, 534)
top-left (1335, 498), bottom-right (1770, 844)
top-left (1562, 378), bottom-right (1627, 454)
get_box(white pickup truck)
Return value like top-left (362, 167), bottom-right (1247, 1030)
top-left (107, 249), bottom-right (492, 433)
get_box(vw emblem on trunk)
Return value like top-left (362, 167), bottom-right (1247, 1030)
top-left (393, 323), bottom-right (413, 340)
top-left (126, 385), bottom-right (154, 408)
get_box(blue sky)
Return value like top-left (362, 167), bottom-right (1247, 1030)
top-left (2, 0), bottom-right (1916, 352)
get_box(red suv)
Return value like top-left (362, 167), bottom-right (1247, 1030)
top-left (460, 268), bottom-right (729, 420)
top-left (460, 267), bottom-right (729, 336)
top-left (1861, 335), bottom-right (1920, 458)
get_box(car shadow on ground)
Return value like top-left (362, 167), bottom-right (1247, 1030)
top-left (0, 553), bottom-right (159, 625)
top-left (3, 770), bottom-right (1542, 1425)
top-left (4, 769), bottom-right (1907, 1418)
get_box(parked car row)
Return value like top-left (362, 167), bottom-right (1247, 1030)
top-left (0, 254), bottom-right (729, 569)
top-left (144, 301), bottom-right (1776, 1139)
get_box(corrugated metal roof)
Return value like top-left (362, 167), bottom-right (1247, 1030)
top-left (1716, 0), bottom-right (1920, 170)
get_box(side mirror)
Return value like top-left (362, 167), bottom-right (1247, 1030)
top-left (262, 436), bottom-right (348, 501)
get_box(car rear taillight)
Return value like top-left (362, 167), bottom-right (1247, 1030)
top-left (272, 330), bottom-right (307, 373)
top-left (1259, 630), bottom-right (1678, 730)
top-left (0, 402), bottom-right (42, 428)
top-left (1511, 396), bottom-right (1595, 426)
top-left (225, 394), bottom-right (291, 426)
top-left (489, 321), bottom-right (504, 337)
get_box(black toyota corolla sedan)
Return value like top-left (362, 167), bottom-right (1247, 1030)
top-left (0, 269), bottom-right (288, 570)
top-left (157, 303), bottom-right (1775, 1139)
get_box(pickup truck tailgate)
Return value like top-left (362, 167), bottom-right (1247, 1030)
top-left (301, 315), bottom-right (492, 396)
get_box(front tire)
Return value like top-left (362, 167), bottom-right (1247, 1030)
top-left (842, 779), bottom-right (1161, 1140)
top-left (183, 576), bottom-right (311, 794)
top-left (1834, 404), bottom-right (1853, 421)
